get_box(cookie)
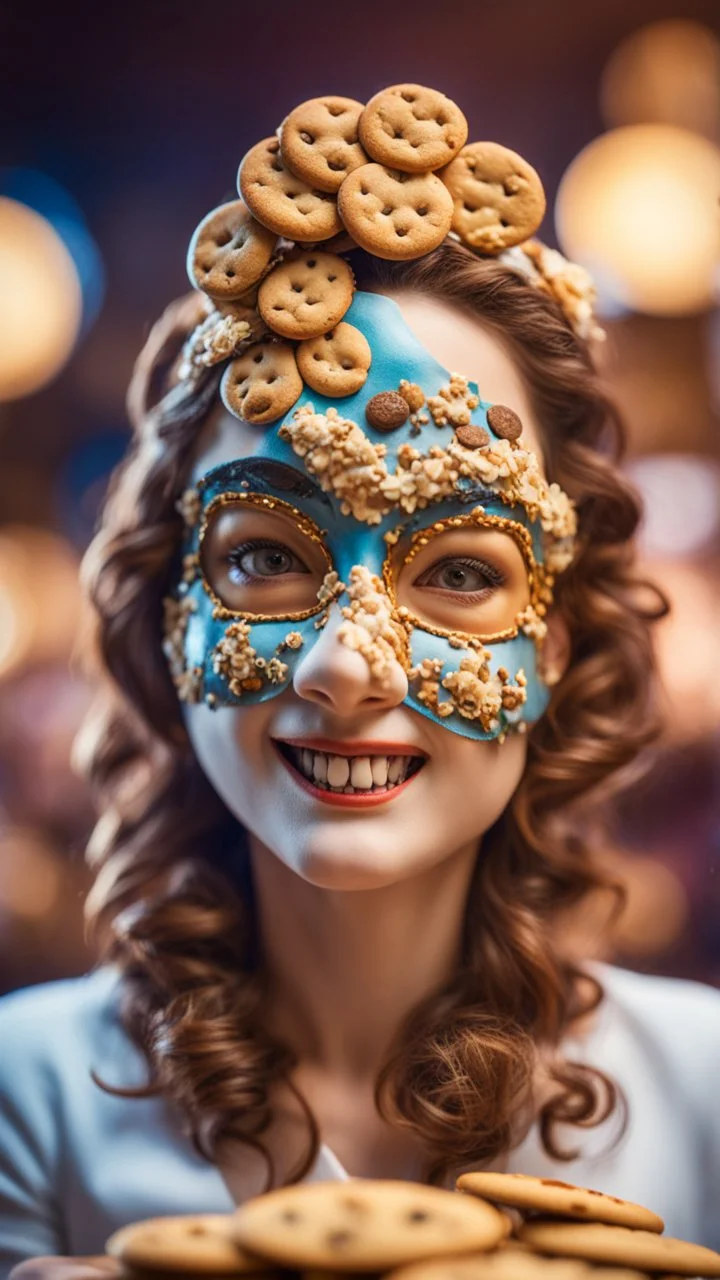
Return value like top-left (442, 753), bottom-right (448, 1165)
top-left (338, 164), bottom-right (453, 261)
top-left (106, 1213), bottom-right (272, 1274)
top-left (519, 1221), bottom-right (720, 1276)
top-left (366, 391), bottom-right (409, 431)
top-left (296, 322), bottom-right (371, 396)
top-left (457, 1173), bottom-right (662, 1232)
top-left (220, 342), bottom-right (302, 424)
top-left (258, 252), bottom-right (354, 339)
top-left (440, 142), bottom-right (546, 253)
top-left (486, 404), bottom-right (523, 442)
top-left (359, 84), bottom-right (468, 173)
top-left (387, 1251), bottom-right (648, 1280)
top-left (230, 1178), bottom-right (506, 1270)
top-left (455, 424), bottom-right (490, 450)
top-left (187, 200), bottom-right (277, 301)
top-left (238, 137), bottom-right (342, 242)
top-left (280, 96), bottom-right (368, 193)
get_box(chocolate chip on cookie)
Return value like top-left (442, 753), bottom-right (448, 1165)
top-left (338, 164), bottom-right (453, 260)
top-left (220, 342), bottom-right (302, 424)
top-left (238, 137), bottom-right (342, 242)
top-left (359, 84), bottom-right (468, 173)
top-left (366, 391), bottom-right (410, 432)
top-left (440, 141), bottom-right (546, 253)
top-left (296, 322), bottom-right (371, 396)
top-left (258, 252), bottom-right (354, 339)
top-left (487, 404), bottom-right (523, 442)
top-left (455, 423), bottom-right (490, 450)
top-left (186, 200), bottom-right (277, 300)
top-left (280, 96), bottom-right (368, 193)
top-left (106, 1213), bottom-right (272, 1274)
top-left (230, 1179), bottom-right (506, 1271)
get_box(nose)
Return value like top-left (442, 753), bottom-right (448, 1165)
top-left (293, 604), bottom-right (409, 716)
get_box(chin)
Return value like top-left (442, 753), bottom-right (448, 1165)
top-left (291, 829), bottom-right (424, 891)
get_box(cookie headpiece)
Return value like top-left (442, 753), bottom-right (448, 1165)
top-left (165, 85), bottom-right (588, 745)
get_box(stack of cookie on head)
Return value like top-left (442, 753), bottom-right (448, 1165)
top-left (105, 1173), bottom-right (720, 1279)
top-left (181, 82), bottom-right (602, 427)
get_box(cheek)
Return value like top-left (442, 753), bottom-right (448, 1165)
top-left (183, 701), bottom-right (275, 820)
top-left (435, 728), bottom-right (528, 832)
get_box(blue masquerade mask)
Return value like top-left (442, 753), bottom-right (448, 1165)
top-left (164, 292), bottom-right (576, 743)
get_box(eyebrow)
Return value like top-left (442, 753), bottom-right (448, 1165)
top-left (198, 457), bottom-right (332, 508)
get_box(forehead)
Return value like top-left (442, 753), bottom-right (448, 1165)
top-left (188, 289), bottom-right (546, 483)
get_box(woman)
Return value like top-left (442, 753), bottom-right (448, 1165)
top-left (2, 86), bottom-right (720, 1275)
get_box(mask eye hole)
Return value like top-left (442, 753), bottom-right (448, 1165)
top-left (393, 523), bottom-right (533, 639)
top-left (200, 497), bottom-right (332, 618)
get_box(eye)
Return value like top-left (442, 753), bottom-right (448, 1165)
top-left (227, 538), bottom-right (310, 584)
top-left (415, 555), bottom-right (505, 598)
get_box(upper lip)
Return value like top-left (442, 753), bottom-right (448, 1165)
top-left (274, 736), bottom-right (428, 759)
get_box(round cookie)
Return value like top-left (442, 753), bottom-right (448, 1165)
top-left (338, 164), bottom-right (453, 261)
top-left (457, 1172), bottom-right (663, 1232)
top-left (366, 391), bottom-right (409, 432)
top-left (387, 1250), bottom-right (649, 1280)
top-left (106, 1213), bottom-right (272, 1274)
top-left (230, 1178), bottom-right (507, 1270)
top-left (359, 84), bottom-right (468, 173)
top-left (238, 137), bottom-right (342, 242)
top-left (187, 200), bottom-right (277, 301)
top-left (455, 423), bottom-right (490, 450)
top-left (296, 322), bottom-right (371, 396)
top-left (221, 342), bottom-right (302, 424)
top-left (258, 252), bottom-right (354, 339)
top-left (440, 142), bottom-right (546, 253)
top-left (280, 96), bottom-right (368, 193)
top-left (519, 1222), bottom-right (720, 1276)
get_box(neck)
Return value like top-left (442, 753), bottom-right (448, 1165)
top-left (248, 834), bottom-right (479, 1083)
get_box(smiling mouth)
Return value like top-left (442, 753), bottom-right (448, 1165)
top-left (273, 740), bottom-right (427, 801)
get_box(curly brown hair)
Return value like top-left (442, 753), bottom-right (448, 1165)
top-left (76, 238), bottom-right (667, 1190)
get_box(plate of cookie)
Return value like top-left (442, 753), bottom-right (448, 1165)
top-left (105, 1172), bottom-right (720, 1279)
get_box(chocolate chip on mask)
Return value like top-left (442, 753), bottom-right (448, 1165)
top-left (455, 423), bottom-right (490, 450)
top-left (366, 391), bottom-right (410, 431)
top-left (487, 403), bottom-right (523, 442)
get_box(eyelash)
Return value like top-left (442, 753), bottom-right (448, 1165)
top-left (414, 555), bottom-right (506, 603)
top-left (224, 542), bottom-right (506, 601)
top-left (226, 538), bottom-right (306, 583)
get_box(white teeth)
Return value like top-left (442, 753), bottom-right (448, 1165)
top-left (285, 745), bottom-right (423, 792)
top-left (371, 756), bottom-right (389, 786)
top-left (312, 753), bottom-right (328, 783)
top-left (388, 756), bottom-right (404, 784)
top-left (327, 755), bottom-right (350, 788)
top-left (350, 756), bottom-right (373, 789)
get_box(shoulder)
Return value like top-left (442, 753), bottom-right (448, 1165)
top-left (590, 962), bottom-right (720, 1109)
top-left (0, 966), bottom-right (128, 1088)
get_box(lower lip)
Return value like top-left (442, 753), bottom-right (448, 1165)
top-left (273, 744), bottom-right (423, 808)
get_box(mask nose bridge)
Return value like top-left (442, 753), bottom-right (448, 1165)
top-left (329, 522), bottom-right (389, 585)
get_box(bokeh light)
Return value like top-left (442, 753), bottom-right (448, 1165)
top-left (651, 559), bottom-right (720, 743)
top-left (0, 197), bottom-right (83, 400)
top-left (611, 854), bottom-right (690, 957)
top-left (0, 527), bottom-right (81, 679)
top-left (601, 20), bottom-right (720, 140)
top-left (0, 827), bottom-right (63, 922)
top-left (556, 125), bottom-right (720, 316)
top-left (625, 454), bottom-right (720, 558)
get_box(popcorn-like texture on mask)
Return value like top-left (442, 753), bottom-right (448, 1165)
top-left (336, 565), bottom-right (411, 686)
top-left (279, 402), bottom-right (576, 571)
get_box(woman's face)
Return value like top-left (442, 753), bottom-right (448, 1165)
top-left (183, 291), bottom-right (552, 890)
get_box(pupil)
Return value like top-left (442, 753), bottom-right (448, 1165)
top-left (445, 566), bottom-right (466, 587)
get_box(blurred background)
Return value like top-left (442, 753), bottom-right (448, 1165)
top-left (0, 0), bottom-right (718, 996)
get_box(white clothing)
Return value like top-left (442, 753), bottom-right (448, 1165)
top-left (0, 963), bottom-right (718, 1273)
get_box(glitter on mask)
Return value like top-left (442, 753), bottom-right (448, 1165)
top-left (336, 564), bottom-right (412, 686)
